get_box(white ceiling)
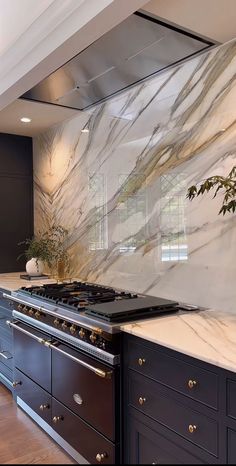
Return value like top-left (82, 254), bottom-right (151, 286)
top-left (0, 0), bottom-right (235, 138)
top-left (143, 0), bottom-right (236, 43)
top-left (0, 99), bottom-right (78, 137)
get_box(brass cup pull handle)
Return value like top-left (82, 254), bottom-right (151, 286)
top-left (138, 358), bottom-right (146, 366)
top-left (52, 415), bottom-right (63, 424)
top-left (96, 453), bottom-right (107, 463)
top-left (188, 424), bottom-right (197, 434)
top-left (39, 404), bottom-right (49, 411)
top-left (188, 379), bottom-right (197, 389)
top-left (139, 397), bottom-right (146, 406)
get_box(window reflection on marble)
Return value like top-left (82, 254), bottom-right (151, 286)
top-left (88, 174), bottom-right (108, 251)
top-left (160, 173), bottom-right (188, 262)
top-left (117, 174), bottom-right (146, 254)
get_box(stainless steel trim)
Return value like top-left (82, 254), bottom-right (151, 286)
top-left (4, 293), bottom-right (103, 334)
top-left (17, 397), bottom-right (89, 464)
top-left (12, 310), bottom-right (120, 365)
top-left (0, 372), bottom-right (14, 388)
top-left (0, 351), bottom-right (12, 360)
top-left (6, 320), bottom-right (49, 345)
top-left (47, 342), bottom-right (112, 379)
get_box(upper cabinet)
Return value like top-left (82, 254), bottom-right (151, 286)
top-left (0, 133), bottom-right (33, 273)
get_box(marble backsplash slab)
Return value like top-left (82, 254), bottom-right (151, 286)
top-left (34, 39), bottom-right (236, 311)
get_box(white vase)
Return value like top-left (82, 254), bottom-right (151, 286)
top-left (26, 258), bottom-right (44, 276)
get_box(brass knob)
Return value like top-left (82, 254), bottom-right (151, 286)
top-left (23, 306), bottom-right (28, 313)
top-left (61, 321), bottom-right (68, 330)
top-left (138, 358), bottom-right (146, 366)
top-left (90, 332), bottom-right (97, 344)
top-left (39, 404), bottom-right (49, 411)
top-left (188, 424), bottom-right (197, 434)
top-left (70, 324), bottom-right (77, 335)
top-left (138, 397), bottom-right (146, 406)
top-left (96, 453), bottom-right (107, 463)
top-left (52, 415), bottom-right (63, 423)
top-left (79, 328), bottom-right (85, 339)
top-left (12, 381), bottom-right (22, 388)
top-left (35, 310), bottom-right (41, 319)
top-left (188, 379), bottom-right (197, 389)
top-left (28, 308), bottom-right (35, 316)
top-left (54, 318), bottom-right (60, 327)
top-left (18, 304), bottom-right (24, 311)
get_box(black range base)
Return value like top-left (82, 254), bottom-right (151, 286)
top-left (3, 280), bottom-right (179, 464)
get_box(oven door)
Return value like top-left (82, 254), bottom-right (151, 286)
top-left (10, 320), bottom-right (52, 392)
top-left (51, 342), bottom-right (117, 441)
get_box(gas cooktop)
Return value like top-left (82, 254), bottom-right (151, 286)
top-left (19, 281), bottom-right (179, 323)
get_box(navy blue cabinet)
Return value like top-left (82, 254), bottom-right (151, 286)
top-left (123, 333), bottom-right (236, 464)
top-left (0, 288), bottom-right (13, 390)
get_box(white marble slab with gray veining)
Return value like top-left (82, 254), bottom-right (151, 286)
top-left (34, 38), bottom-right (236, 312)
top-left (121, 308), bottom-right (236, 372)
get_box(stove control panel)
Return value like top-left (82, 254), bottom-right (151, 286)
top-left (16, 303), bottom-right (112, 352)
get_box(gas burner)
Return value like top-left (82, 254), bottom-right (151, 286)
top-left (20, 281), bottom-right (138, 311)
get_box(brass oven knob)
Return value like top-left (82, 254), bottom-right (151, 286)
top-left (23, 306), bottom-right (28, 313)
top-left (96, 453), bottom-right (107, 463)
top-left (79, 328), bottom-right (85, 339)
top-left (138, 358), bottom-right (146, 366)
top-left (61, 321), bottom-right (68, 331)
top-left (70, 324), bottom-right (77, 335)
top-left (28, 308), bottom-right (35, 316)
top-left (17, 304), bottom-right (24, 311)
top-left (188, 379), bottom-right (197, 389)
top-left (39, 404), bottom-right (49, 411)
top-left (188, 424), bottom-right (197, 434)
top-left (52, 415), bottom-right (63, 423)
top-left (90, 332), bottom-right (97, 344)
top-left (138, 397), bottom-right (146, 406)
top-left (35, 311), bottom-right (41, 319)
top-left (54, 318), bottom-right (60, 327)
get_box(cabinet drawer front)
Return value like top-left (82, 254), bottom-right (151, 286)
top-left (0, 360), bottom-right (13, 383)
top-left (52, 398), bottom-right (116, 464)
top-left (13, 322), bottom-right (51, 392)
top-left (0, 289), bottom-right (13, 312)
top-left (0, 336), bottom-right (13, 369)
top-left (14, 368), bottom-right (51, 424)
top-left (52, 343), bottom-right (116, 441)
top-left (128, 340), bottom-right (218, 409)
top-left (129, 371), bottom-right (218, 456)
top-left (227, 380), bottom-right (236, 420)
top-left (128, 410), bottom-right (206, 464)
top-left (228, 429), bottom-right (236, 464)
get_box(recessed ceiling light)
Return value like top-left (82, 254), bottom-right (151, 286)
top-left (81, 127), bottom-right (89, 133)
top-left (20, 117), bottom-right (31, 123)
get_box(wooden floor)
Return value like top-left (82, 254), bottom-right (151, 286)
top-left (0, 384), bottom-right (76, 464)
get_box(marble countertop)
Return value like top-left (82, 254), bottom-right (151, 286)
top-left (1, 273), bottom-right (235, 373)
top-left (0, 272), bottom-right (56, 292)
top-left (121, 308), bottom-right (236, 373)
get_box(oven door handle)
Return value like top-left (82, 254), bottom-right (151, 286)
top-left (47, 341), bottom-right (112, 379)
top-left (6, 320), bottom-right (49, 345)
top-left (6, 320), bottom-right (111, 379)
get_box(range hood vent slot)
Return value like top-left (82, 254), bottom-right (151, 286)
top-left (21, 11), bottom-right (215, 111)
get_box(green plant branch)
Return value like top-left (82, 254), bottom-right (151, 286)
top-left (187, 166), bottom-right (236, 215)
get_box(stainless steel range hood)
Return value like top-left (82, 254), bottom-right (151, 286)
top-left (21, 12), bottom-right (215, 111)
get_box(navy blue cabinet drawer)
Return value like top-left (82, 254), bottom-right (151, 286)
top-left (228, 429), bottom-right (236, 464)
top-left (128, 340), bottom-right (218, 409)
top-left (128, 409), bottom-right (206, 464)
top-left (13, 368), bottom-right (52, 424)
top-left (0, 336), bottom-right (13, 369)
top-left (129, 370), bottom-right (218, 457)
top-left (0, 289), bottom-right (13, 312)
top-left (227, 380), bottom-right (236, 420)
top-left (52, 398), bottom-right (116, 464)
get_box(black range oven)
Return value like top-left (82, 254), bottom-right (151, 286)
top-left (4, 281), bottom-right (178, 464)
